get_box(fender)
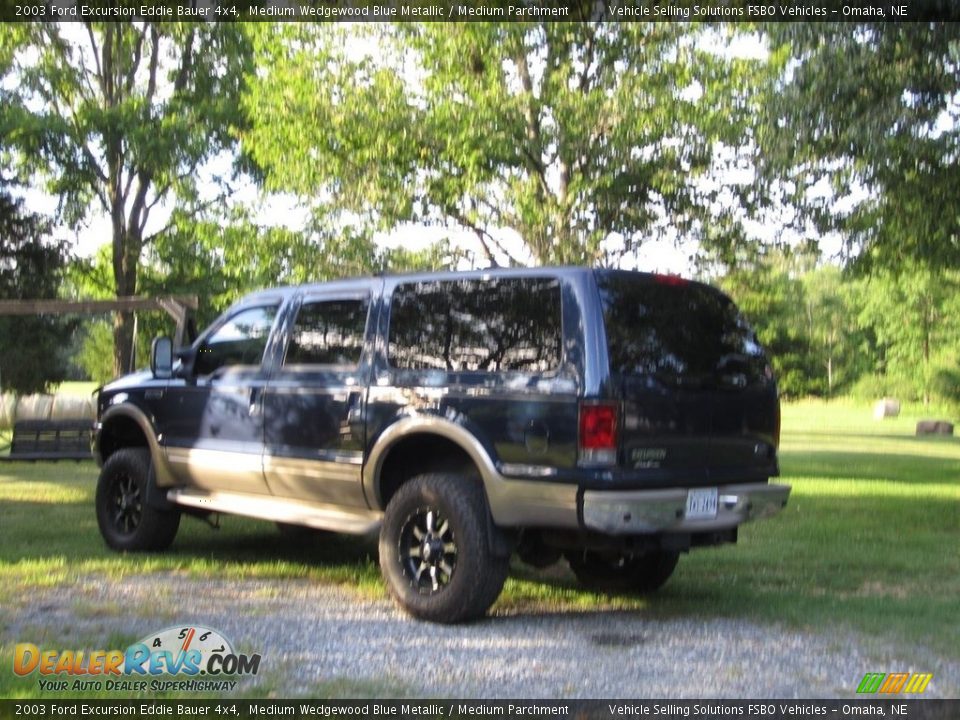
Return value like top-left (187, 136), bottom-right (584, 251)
top-left (363, 414), bottom-right (578, 529)
top-left (98, 403), bottom-right (178, 489)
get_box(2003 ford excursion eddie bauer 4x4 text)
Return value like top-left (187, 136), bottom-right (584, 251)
top-left (94, 267), bottom-right (791, 623)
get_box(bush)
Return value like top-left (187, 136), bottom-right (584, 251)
top-left (931, 367), bottom-right (960, 415)
top-left (849, 374), bottom-right (921, 404)
top-left (77, 321), bottom-right (117, 385)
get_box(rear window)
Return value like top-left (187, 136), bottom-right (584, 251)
top-left (596, 272), bottom-right (766, 384)
top-left (388, 277), bottom-right (562, 373)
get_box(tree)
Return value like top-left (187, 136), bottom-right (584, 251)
top-left (857, 265), bottom-right (960, 406)
top-left (0, 22), bottom-right (253, 374)
top-left (66, 203), bottom-right (465, 383)
top-left (243, 23), bottom-right (764, 266)
top-left (714, 251), bottom-right (819, 399)
top-left (0, 191), bottom-right (76, 394)
top-left (801, 265), bottom-right (872, 397)
top-left (758, 23), bottom-right (960, 271)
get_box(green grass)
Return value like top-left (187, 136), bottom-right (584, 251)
top-left (0, 400), bottom-right (958, 698)
top-left (0, 461), bottom-right (383, 599)
top-left (647, 400), bottom-right (960, 655)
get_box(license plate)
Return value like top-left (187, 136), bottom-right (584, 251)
top-left (685, 488), bottom-right (718, 520)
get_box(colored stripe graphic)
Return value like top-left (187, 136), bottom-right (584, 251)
top-left (879, 673), bottom-right (910, 693)
top-left (857, 672), bottom-right (933, 694)
top-left (904, 674), bottom-right (933, 693)
top-left (857, 673), bottom-right (885, 694)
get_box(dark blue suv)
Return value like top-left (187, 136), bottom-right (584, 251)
top-left (94, 267), bottom-right (790, 623)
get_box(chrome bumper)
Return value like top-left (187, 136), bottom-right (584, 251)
top-left (582, 482), bottom-right (791, 535)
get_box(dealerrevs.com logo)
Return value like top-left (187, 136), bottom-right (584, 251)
top-left (13, 625), bottom-right (261, 693)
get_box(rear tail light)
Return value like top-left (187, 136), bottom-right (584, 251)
top-left (654, 273), bottom-right (688, 287)
top-left (579, 401), bottom-right (618, 467)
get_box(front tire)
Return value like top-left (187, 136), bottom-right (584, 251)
top-left (379, 473), bottom-right (509, 624)
top-left (566, 549), bottom-right (679, 594)
top-left (96, 448), bottom-right (180, 552)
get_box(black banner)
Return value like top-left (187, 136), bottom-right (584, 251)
top-left (0, 700), bottom-right (959, 720)
top-left (2, 0), bottom-right (959, 24)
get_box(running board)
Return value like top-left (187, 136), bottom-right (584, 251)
top-left (166, 488), bottom-right (382, 535)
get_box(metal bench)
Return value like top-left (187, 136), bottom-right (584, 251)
top-left (4, 419), bottom-right (93, 461)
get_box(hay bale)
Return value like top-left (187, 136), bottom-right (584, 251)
top-left (50, 395), bottom-right (95, 421)
top-left (15, 394), bottom-right (54, 422)
top-left (873, 398), bottom-right (900, 420)
top-left (0, 393), bottom-right (16, 431)
top-left (917, 420), bottom-right (954, 436)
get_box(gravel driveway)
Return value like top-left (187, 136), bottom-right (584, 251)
top-left (6, 572), bottom-right (958, 698)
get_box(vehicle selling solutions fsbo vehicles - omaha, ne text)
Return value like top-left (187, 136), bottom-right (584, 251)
top-left (93, 267), bottom-right (791, 623)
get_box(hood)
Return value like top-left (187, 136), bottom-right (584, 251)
top-left (101, 370), bottom-right (158, 393)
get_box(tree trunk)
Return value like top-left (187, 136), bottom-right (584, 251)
top-left (111, 228), bottom-right (141, 376)
top-left (112, 311), bottom-right (135, 376)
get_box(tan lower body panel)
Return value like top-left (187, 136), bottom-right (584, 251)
top-left (263, 455), bottom-right (367, 508)
top-left (166, 447), bottom-right (269, 495)
top-left (167, 487), bottom-right (382, 535)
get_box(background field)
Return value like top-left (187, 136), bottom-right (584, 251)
top-left (0, 400), bottom-right (958, 698)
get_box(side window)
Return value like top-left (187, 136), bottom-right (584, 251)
top-left (388, 277), bottom-right (562, 373)
top-left (284, 298), bottom-right (369, 367)
top-left (194, 305), bottom-right (278, 377)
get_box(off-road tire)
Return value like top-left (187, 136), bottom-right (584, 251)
top-left (379, 473), bottom-right (509, 624)
top-left (96, 448), bottom-right (180, 552)
top-left (566, 549), bottom-right (679, 594)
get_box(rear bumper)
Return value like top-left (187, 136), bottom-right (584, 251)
top-left (582, 482), bottom-right (791, 535)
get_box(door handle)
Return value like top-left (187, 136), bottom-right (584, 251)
top-left (346, 391), bottom-right (364, 425)
top-left (249, 387), bottom-right (263, 416)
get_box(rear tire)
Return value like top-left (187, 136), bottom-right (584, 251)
top-left (95, 448), bottom-right (180, 552)
top-left (379, 473), bottom-right (509, 624)
top-left (566, 549), bottom-right (679, 594)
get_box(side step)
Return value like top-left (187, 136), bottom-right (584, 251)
top-left (167, 488), bottom-right (382, 535)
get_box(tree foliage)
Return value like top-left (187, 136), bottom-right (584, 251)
top-left (0, 22), bottom-right (253, 374)
top-left (0, 191), bottom-right (76, 394)
top-left (715, 251), bottom-right (817, 399)
top-left (800, 265), bottom-right (873, 397)
top-left (759, 23), bottom-right (960, 270)
top-left (857, 266), bottom-right (960, 405)
top-left (244, 23), bottom-right (762, 266)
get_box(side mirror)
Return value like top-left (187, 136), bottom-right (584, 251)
top-left (151, 336), bottom-right (174, 379)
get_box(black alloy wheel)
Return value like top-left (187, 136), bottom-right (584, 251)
top-left (95, 448), bottom-right (181, 552)
top-left (398, 506), bottom-right (459, 593)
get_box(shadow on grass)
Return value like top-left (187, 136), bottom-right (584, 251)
top-left (2, 456), bottom-right (958, 661)
top-left (786, 430), bottom-right (960, 446)
top-left (781, 449), bottom-right (960, 484)
top-left (497, 486), bottom-right (959, 659)
top-left (0, 491), bottom-right (380, 589)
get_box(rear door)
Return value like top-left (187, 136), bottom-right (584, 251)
top-left (595, 271), bottom-right (778, 487)
top-left (261, 291), bottom-right (373, 508)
